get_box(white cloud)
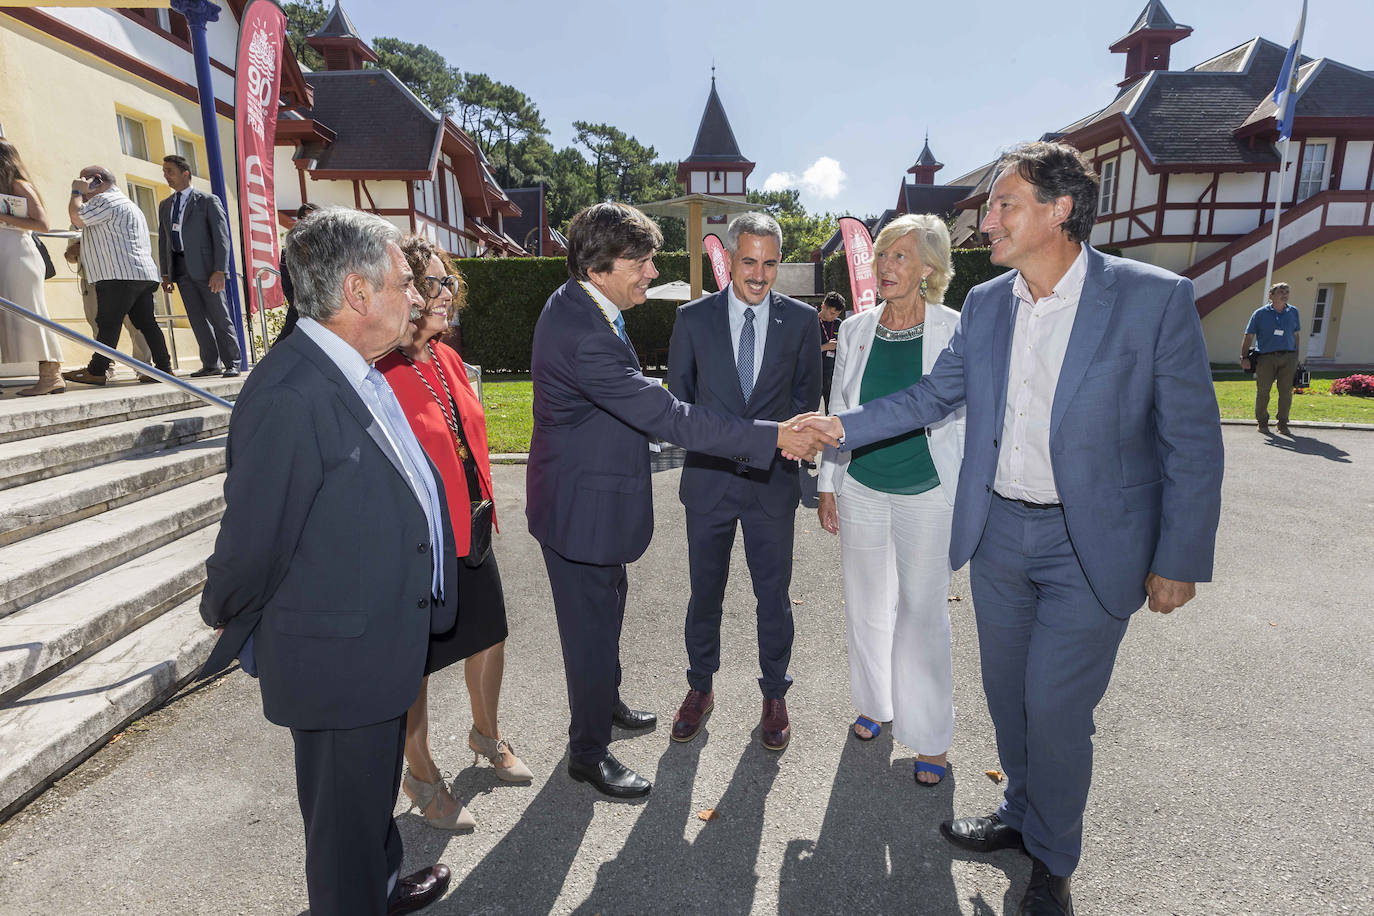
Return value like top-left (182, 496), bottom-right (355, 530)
top-left (761, 156), bottom-right (847, 200)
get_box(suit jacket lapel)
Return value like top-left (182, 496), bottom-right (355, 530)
top-left (292, 333), bottom-right (409, 482)
top-left (1051, 249), bottom-right (1118, 441)
top-left (710, 292), bottom-right (748, 412)
top-left (991, 281), bottom-right (1019, 430)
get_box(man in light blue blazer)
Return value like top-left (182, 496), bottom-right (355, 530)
top-left (801, 142), bottom-right (1223, 916)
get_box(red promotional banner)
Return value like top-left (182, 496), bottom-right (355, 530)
top-left (234, 0), bottom-right (286, 314)
top-left (703, 233), bottom-right (730, 292)
top-left (838, 217), bottom-right (878, 313)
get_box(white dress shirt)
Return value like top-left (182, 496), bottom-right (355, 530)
top-left (994, 245), bottom-right (1089, 504)
top-left (726, 285), bottom-right (770, 390)
top-left (581, 280), bottom-right (623, 332)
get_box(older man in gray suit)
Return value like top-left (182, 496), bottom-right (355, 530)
top-left (801, 142), bottom-right (1223, 916)
top-left (159, 154), bottom-right (241, 377)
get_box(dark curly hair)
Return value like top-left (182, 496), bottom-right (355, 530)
top-left (399, 234), bottom-right (466, 310)
top-left (996, 142), bottom-right (1099, 243)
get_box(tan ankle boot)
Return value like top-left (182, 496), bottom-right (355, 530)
top-left (17, 361), bottom-right (65, 397)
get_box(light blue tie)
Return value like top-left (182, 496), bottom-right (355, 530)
top-left (612, 314), bottom-right (628, 344)
top-left (737, 307), bottom-right (756, 402)
top-left (362, 367), bottom-right (445, 601)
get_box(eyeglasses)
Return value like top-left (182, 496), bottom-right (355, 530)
top-left (418, 275), bottom-right (459, 300)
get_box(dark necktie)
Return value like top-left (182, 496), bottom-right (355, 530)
top-left (170, 192), bottom-right (184, 253)
top-left (738, 307), bottom-right (756, 402)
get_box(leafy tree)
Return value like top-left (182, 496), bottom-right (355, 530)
top-left (281, 0), bottom-right (327, 71)
top-left (371, 38), bottom-right (462, 114)
top-left (747, 189), bottom-right (839, 262)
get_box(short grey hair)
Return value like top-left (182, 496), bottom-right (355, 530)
top-left (283, 207), bottom-right (401, 322)
top-left (726, 212), bottom-right (783, 254)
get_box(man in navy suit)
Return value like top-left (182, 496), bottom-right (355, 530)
top-left (801, 143), bottom-right (1223, 915)
top-left (527, 203), bottom-right (830, 799)
top-left (200, 208), bottom-right (455, 915)
top-left (665, 213), bottom-right (821, 750)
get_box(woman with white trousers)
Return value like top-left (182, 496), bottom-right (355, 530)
top-left (817, 213), bottom-right (966, 786)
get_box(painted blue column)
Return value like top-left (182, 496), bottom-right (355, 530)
top-left (170, 0), bottom-right (250, 363)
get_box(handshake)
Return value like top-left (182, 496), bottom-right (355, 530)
top-left (775, 413), bottom-right (845, 462)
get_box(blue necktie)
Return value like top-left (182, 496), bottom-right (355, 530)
top-left (612, 314), bottom-right (627, 344)
top-left (170, 192), bottom-right (184, 253)
top-left (738, 307), bottom-right (756, 402)
top-left (362, 367), bottom-right (445, 601)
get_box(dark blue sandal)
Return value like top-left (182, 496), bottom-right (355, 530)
top-left (852, 715), bottom-right (882, 740)
top-left (914, 760), bottom-right (948, 786)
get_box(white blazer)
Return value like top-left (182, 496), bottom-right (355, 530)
top-left (817, 301), bottom-right (967, 505)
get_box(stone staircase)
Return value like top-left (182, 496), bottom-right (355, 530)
top-left (0, 377), bottom-right (243, 821)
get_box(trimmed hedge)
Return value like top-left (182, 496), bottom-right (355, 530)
top-left (822, 246), bottom-right (1123, 312)
top-left (452, 252), bottom-right (711, 371)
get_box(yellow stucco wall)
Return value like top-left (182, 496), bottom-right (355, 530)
top-left (1200, 236), bottom-right (1374, 366)
top-left (1, 18), bottom-right (243, 372)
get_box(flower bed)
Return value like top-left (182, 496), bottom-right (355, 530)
top-left (1330, 374), bottom-right (1374, 397)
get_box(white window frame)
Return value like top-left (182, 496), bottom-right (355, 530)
top-left (174, 136), bottom-right (200, 177)
top-left (1097, 158), bottom-right (1119, 216)
top-left (1297, 143), bottom-right (1329, 201)
top-left (117, 113), bottom-right (149, 161)
top-left (127, 180), bottom-right (160, 252)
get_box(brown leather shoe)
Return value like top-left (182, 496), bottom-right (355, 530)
top-left (760, 697), bottom-right (790, 751)
top-left (388, 863), bottom-right (451, 914)
top-left (671, 689), bottom-right (713, 743)
top-left (61, 368), bottom-right (107, 387)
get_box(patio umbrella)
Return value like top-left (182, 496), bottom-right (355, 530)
top-left (645, 280), bottom-right (694, 301)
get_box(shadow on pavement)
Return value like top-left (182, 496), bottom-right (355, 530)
top-left (571, 733), bottom-right (781, 915)
top-left (1263, 431), bottom-right (1352, 462)
top-left (777, 732), bottom-right (1023, 916)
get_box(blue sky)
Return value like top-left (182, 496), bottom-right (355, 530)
top-left (345, 0), bottom-right (1371, 218)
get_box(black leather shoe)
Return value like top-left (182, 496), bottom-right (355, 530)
top-left (611, 700), bottom-right (657, 730)
top-left (568, 752), bottom-right (651, 798)
top-left (221, 368), bottom-right (241, 378)
top-left (387, 863), bottom-right (451, 914)
top-left (189, 367), bottom-right (220, 378)
top-left (939, 812), bottom-right (1025, 854)
top-left (1019, 856), bottom-right (1073, 915)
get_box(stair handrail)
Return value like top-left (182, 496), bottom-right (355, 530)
top-left (0, 293), bottom-right (234, 412)
top-left (250, 266), bottom-right (280, 365)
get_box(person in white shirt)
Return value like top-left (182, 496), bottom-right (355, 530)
top-left (62, 166), bottom-right (172, 387)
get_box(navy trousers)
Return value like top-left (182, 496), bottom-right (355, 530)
top-left (683, 475), bottom-right (796, 699)
top-left (291, 714), bottom-right (406, 916)
top-left (970, 494), bottom-right (1130, 877)
top-left (541, 544), bottom-right (627, 766)
top-left (173, 252), bottom-right (240, 370)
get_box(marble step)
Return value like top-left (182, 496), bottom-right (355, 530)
top-left (0, 374), bottom-right (241, 445)
top-left (0, 526), bottom-right (219, 703)
top-left (0, 475), bottom-right (225, 620)
top-left (0, 435), bottom-right (226, 546)
top-left (0, 597), bottom-right (216, 820)
top-left (0, 404), bottom-right (231, 491)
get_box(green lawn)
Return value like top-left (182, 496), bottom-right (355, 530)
top-left (480, 375), bottom-right (533, 455)
top-left (478, 371), bottom-right (1373, 456)
top-left (1213, 371), bottom-right (1374, 424)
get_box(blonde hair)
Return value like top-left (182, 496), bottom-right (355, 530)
top-left (873, 214), bottom-right (953, 304)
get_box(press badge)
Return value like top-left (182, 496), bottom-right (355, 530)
top-left (1274, 329), bottom-right (1284, 335)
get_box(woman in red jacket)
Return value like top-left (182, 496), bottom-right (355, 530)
top-left (379, 236), bottom-right (531, 831)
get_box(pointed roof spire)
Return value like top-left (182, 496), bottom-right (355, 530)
top-left (1109, 1), bottom-right (1191, 88)
top-left (686, 77), bottom-right (745, 162)
top-left (307, 1), bottom-right (378, 71)
top-left (910, 132), bottom-right (941, 170)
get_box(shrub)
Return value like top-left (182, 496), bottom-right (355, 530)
top-left (451, 252), bottom-right (711, 371)
top-left (1330, 374), bottom-right (1374, 397)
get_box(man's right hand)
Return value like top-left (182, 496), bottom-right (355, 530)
top-left (817, 492), bottom-right (839, 534)
top-left (777, 412), bottom-right (837, 461)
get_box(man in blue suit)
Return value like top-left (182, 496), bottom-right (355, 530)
top-left (527, 203), bottom-right (830, 799)
top-left (800, 143), bottom-right (1223, 916)
top-left (666, 213), bottom-right (822, 751)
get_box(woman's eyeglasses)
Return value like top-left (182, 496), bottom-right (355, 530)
top-left (418, 275), bottom-right (459, 300)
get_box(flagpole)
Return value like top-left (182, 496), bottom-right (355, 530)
top-left (1261, 137), bottom-right (1291, 306)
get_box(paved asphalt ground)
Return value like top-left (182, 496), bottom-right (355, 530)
top-left (1, 425), bottom-right (1370, 915)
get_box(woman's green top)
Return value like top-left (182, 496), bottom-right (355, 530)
top-left (848, 333), bottom-right (940, 495)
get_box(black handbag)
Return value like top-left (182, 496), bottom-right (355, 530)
top-left (1244, 347), bottom-right (1260, 375)
top-left (1293, 364), bottom-right (1311, 389)
top-left (30, 233), bottom-right (56, 280)
top-left (451, 397), bottom-right (493, 568)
